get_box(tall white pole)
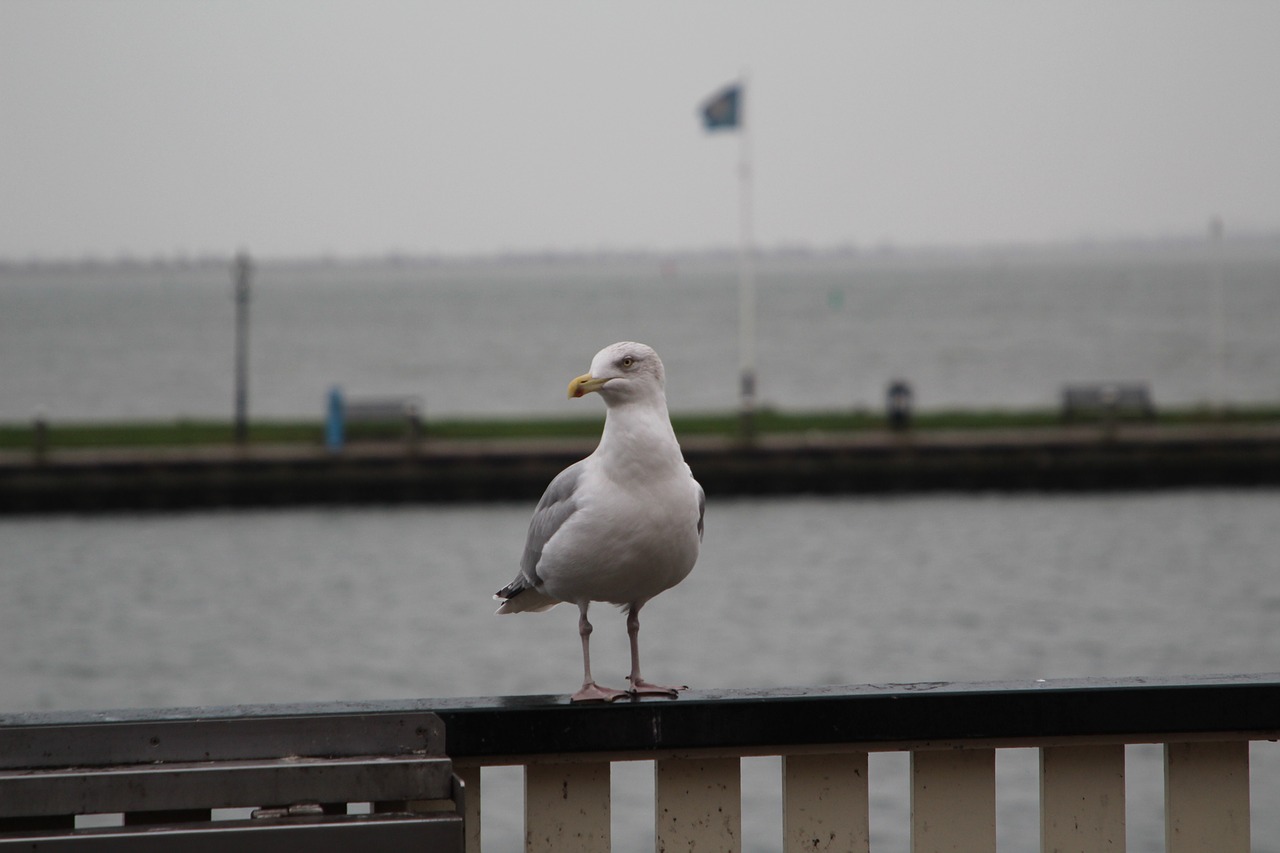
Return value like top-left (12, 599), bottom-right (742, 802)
top-left (1209, 217), bottom-right (1225, 413)
top-left (737, 73), bottom-right (757, 437)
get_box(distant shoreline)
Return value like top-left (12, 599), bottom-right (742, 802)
top-left (4, 404), bottom-right (1280, 452)
top-left (5, 231), bottom-right (1280, 273)
top-left (3, 418), bottom-right (1278, 514)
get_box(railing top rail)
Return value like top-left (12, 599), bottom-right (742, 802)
top-left (4, 674), bottom-right (1278, 763)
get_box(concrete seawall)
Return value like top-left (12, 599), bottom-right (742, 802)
top-left (2, 424), bottom-right (1277, 514)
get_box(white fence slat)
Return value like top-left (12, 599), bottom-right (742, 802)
top-left (782, 752), bottom-right (869, 853)
top-left (911, 748), bottom-right (995, 853)
top-left (1165, 741), bottom-right (1250, 853)
top-left (1040, 744), bottom-right (1125, 852)
top-left (524, 761), bottom-right (610, 853)
top-left (655, 756), bottom-right (742, 853)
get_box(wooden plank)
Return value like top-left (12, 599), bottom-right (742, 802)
top-left (1040, 744), bottom-right (1125, 852)
top-left (655, 757), bottom-right (741, 853)
top-left (910, 748), bottom-right (995, 853)
top-left (0, 813), bottom-right (463, 851)
top-left (524, 761), bottom-right (610, 853)
top-left (456, 765), bottom-right (482, 853)
top-left (1165, 741), bottom-right (1250, 853)
top-left (0, 756), bottom-right (452, 819)
top-left (782, 752), bottom-right (869, 853)
top-left (0, 712), bottom-right (445, 770)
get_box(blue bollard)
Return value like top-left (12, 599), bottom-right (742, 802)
top-left (326, 386), bottom-right (345, 452)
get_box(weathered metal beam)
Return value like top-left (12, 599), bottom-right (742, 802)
top-left (0, 711), bottom-right (462, 850)
top-left (0, 756), bottom-right (453, 820)
top-left (0, 712), bottom-right (443, 771)
top-left (0, 813), bottom-right (463, 852)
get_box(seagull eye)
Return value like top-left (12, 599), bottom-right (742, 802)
top-left (621, 356), bottom-right (635, 368)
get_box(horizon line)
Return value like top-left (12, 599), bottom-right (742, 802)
top-left (4, 229), bottom-right (1280, 270)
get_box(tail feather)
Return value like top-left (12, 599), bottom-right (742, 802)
top-left (494, 577), bottom-right (560, 614)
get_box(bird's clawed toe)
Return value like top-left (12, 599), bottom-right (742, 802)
top-left (627, 676), bottom-right (686, 699)
top-left (570, 681), bottom-right (631, 703)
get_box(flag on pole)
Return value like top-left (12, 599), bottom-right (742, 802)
top-left (700, 83), bottom-right (741, 131)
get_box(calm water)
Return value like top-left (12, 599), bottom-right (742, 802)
top-left (3, 246), bottom-right (1278, 849)
top-left (2, 491), bottom-right (1278, 851)
top-left (2, 242), bottom-right (1279, 424)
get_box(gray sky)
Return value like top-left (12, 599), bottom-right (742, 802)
top-left (2, 1), bottom-right (1277, 260)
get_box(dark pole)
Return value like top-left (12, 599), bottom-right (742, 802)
top-left (233, 251), bottom-right (251, 444)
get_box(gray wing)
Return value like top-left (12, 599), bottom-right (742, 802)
top-left (696, 479), bottom-right (705, 540)
top-left (519, 459), bottom-right (587, 586)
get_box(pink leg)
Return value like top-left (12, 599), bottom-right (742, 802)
top-left (626, 603), bottom-right (686, 698)
top-left (571, 603), bottom-right (628, 703)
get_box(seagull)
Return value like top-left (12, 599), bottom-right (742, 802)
top-left (494, 342), bottom-right (705, 703)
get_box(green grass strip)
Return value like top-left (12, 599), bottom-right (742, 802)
top-left (2, 404), bottom-right (1278, 451)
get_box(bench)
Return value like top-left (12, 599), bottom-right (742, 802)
top-left (326, 390), bottom-right (423, 451)
top-left (0, 711), bottom-right (463, 850)
top-left (345, 397), bottom-right (422, 425)
top-left (1061, 382), bottom-right (1155, 422)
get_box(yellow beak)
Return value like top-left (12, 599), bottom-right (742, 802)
top-left (568, 373), bottom-right (610, 399)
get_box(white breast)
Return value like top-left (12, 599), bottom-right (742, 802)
top-left (536, 465), bottom-right (701, 606)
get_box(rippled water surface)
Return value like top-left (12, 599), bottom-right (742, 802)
top-left (3, 490), bottom-right (1278, 851)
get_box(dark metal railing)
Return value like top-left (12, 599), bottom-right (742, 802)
top-left (2, 673), bottom-right (1277, 852)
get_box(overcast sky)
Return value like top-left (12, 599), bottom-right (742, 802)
top-left (2, 2), bottom-right (1277, 260)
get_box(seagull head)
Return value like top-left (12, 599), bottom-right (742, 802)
top-left (567, 342), bottom-right (666, 405)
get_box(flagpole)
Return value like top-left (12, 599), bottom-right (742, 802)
top-left (699, 76), bottom-right (756, 439)
top-left (737, 71), bottom-right (756, 440)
